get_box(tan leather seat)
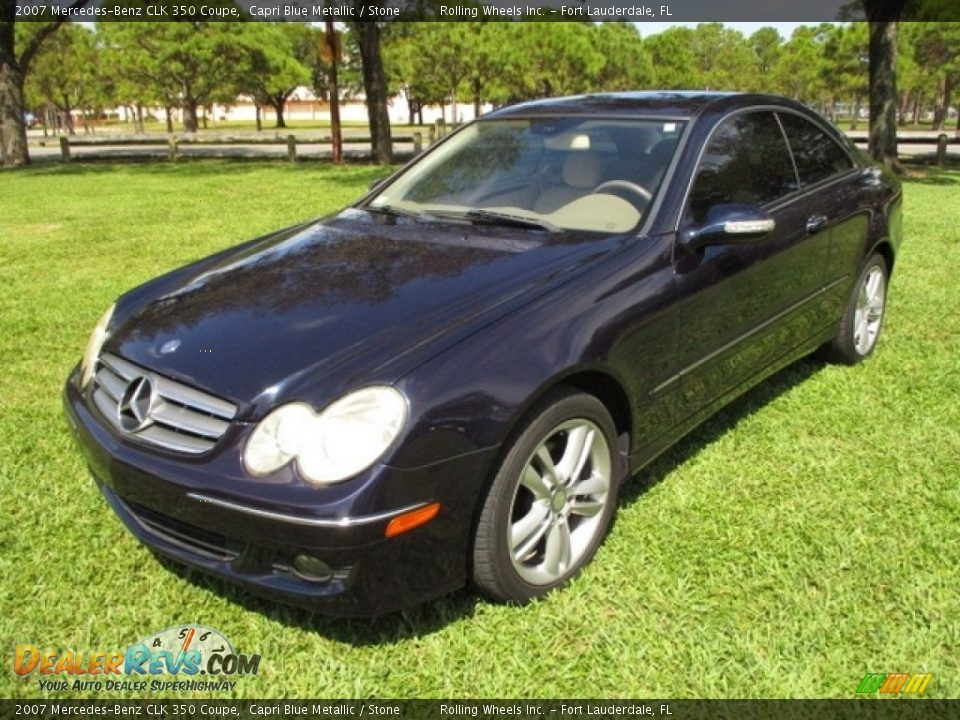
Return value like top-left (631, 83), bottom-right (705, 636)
top-left (533, 153), bottom-right (605, 213)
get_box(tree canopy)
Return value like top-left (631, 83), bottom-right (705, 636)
top-left (4, 18), bottom-right (960, 167)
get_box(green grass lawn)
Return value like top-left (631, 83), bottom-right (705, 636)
top-left (1, 161), bottom-right (958, 699)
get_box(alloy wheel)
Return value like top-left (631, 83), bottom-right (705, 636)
top-left (506, 419), bottom-right (612, 585)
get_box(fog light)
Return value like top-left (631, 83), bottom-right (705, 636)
top-left (292, 554), bottom-right (333, 582)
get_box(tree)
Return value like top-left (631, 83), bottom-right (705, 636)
top-left (26, 23), bottom-right (102, 135)
top-left (644, 27), bottom-right (700, 89)
top-left (461, 22), bottom-right (508, 116)
top-left (97, 22), bottom-right (183, 134)
top-left (97, 21), bottom-right (246, 134)
top-left (773, 27), bottom-right (827, 103)
top-left (497, 23), bottom-right (605, 101)
top-left (0, 0), bottom-right (88, 165)
top-left (909, 23), bottom-right (960, 130)
top-left (384, 23), bottom-right (448, 125)
top-left (110, 22), bottom-right (245, 133)
top-left (592, 22), bottom-right (652, 92)
top-left (867, 20), bottom-right (900, 167)
top-left (237, 23), bottom-right (311, 130)
top-left (325, 21), bottom-right (343, 164)
top-left (691, 23), bottom-right (755, 91)
top-left (863, 0), bottom-right (906, 169)
top-left (384, 22), bottom-right (477, 121)
top-left (351, 18), bottom-right (392, 164)
top-left (897, 23), bottom-right (926, 126)
top-left (824, 24), bottom-right (869, 128)
top-left (749, 27), bottom-right (783, 82)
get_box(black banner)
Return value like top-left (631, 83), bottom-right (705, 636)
top-left (10, 0), bottom-right (960, 23)
top-left (2, 700), bottom-right (960, 720)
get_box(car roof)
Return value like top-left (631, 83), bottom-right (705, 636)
top-left (484, 91), bottom-right (805, 121)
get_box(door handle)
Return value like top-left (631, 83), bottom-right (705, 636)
top-left (806, 215), bottom-right (829, 234)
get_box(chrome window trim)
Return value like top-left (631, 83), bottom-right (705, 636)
top-left (675, 103), bottom-right (860, 234)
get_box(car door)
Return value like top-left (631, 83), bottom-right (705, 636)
top-left (776, 110), bottom-right (869, 321)
top-left (670, 109), bottom-right (831, 417)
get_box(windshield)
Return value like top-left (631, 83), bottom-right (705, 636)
top-left (367, 117), bottom-right (685, 234)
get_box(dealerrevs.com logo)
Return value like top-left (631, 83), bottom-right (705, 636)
top-left (13, 625), bottom-right (261, 693)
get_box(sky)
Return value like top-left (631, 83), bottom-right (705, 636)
top-left (637, 21), bottom-right (842, 38)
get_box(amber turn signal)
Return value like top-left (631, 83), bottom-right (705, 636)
top-left (385, 502), bottom-right (441, 539)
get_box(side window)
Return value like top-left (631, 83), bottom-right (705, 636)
top-left (778, 112), bottom-right (854, 187)
top-left (687, 112), bottom-right (797, 225)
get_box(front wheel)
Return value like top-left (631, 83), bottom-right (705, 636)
top-left (472, 390), bottom-right (622, 604)
top-left (827, 253), bottom-right (889, 365)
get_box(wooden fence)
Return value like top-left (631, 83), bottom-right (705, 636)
top-left (50, 127), bottom-right (959, 166)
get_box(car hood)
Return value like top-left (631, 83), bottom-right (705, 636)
top-left (107, 209), bottom-right (621, 416)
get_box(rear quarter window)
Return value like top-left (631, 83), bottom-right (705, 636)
top-left (778, 112), bottom-right (854, 187)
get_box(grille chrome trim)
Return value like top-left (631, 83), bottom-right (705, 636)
top-left (91, 352), bottom-right (237, 454)
top-left (101, 353), bottom-right (237, 418)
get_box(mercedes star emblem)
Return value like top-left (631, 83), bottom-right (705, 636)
top-left (117, 376), bottom-right (157, 432)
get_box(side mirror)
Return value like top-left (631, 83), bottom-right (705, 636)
top-left (684, 204), bottom-right (775, 250)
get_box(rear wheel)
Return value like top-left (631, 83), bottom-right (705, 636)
top-left (472, 390), bottom-right (622, 603)
top-left (827, 253), bottom-right (888, 365)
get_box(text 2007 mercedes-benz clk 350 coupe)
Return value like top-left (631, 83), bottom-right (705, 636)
top-left (65, 92), bottom-right (902, 616)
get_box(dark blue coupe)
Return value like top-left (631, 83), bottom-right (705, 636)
top-left (65, 92), bottom-right (902, 616)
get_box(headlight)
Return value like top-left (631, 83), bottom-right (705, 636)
top-left (244, 386), bottom-right (408, 485)
top-left (79, 303), bottom-right (115, 389)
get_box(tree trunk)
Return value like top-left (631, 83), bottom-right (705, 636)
top-left (135, 103), bottom-right (144, 134)
top-left (271, 99), bottom-right (286, 129)
top-left (942, 77), bottom-right (954, 133)
top-left (326, 20), bottom-right (342, 164)
top-left (164, 106), bottom-right (173, 134)
top-left (182, 98), bottom-right (199, 133)
top-left (850, 94), bottom-right (861, 130)
top-left (911, 93), bottom-right (921, 126)
top-left (353, 20), bottom-right (392, 164)
top-left (867, 21), bottom-right (900, 170)
top-left (932, 76), bottom-right (947, 130)
top-left (254, 103), bottom-right (262, 133)
top-left (0, 43), bottom-right (29, 166)
top-left (897, 90), bottom-right (907, 125)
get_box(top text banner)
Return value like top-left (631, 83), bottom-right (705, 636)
top-left (11, 0), bottom-right (960, 22)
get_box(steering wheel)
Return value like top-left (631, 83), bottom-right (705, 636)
top-left (592, 180), bottom-right (653, 207)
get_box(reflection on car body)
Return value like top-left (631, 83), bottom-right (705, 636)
top-left (64, 92), bottom-right (902, 616)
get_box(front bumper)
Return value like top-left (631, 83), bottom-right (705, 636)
top-left (64, 376), bottom-right (497, 616)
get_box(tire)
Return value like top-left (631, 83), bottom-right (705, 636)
top-left (827, 253), bottom-right (889, 365)
top-left (472, 389), bottom-right (623, 604)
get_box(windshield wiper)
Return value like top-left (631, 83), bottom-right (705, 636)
top-left (365, 204), bottom-right (428, 220)
top-left (464, 209), bottom-right (559, 233)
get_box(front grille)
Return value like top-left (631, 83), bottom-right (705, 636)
top-left (91, 352), bottom-right (237, 454)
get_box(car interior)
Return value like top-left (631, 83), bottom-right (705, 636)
top-left (375, 119), bottom-right (683, 234)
